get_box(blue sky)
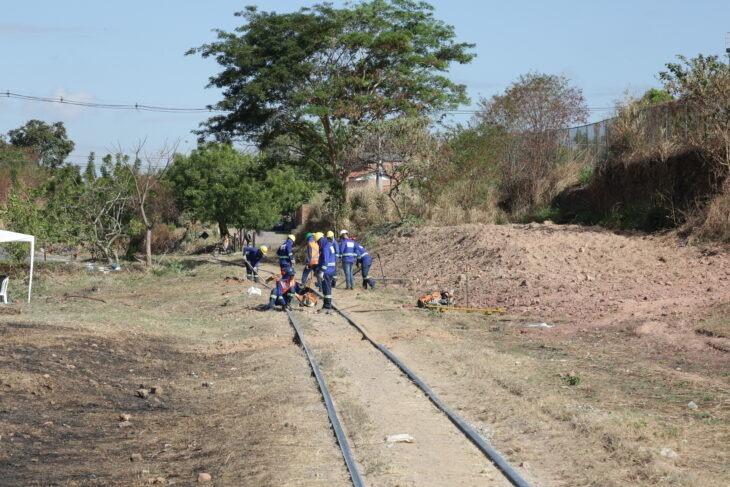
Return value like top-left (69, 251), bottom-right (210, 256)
top-left (1, 0), bottom-right (728, 165)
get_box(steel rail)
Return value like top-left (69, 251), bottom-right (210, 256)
top-left (332, 305), bottom-right (533, 487)
top-left (284, 309), bottom-right (366, 487)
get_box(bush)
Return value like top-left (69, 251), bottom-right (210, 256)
top-left (698, 183), bottom-right (730, 243)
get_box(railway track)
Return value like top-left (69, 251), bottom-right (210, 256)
top-left (284, 302), bottom-right (533, 487)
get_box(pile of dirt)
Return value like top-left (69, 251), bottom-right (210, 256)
top-left (377, 222), bottom-right (729, 353)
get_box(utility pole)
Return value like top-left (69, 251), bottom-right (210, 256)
top-left (726, 32), bottom-right (730, 65)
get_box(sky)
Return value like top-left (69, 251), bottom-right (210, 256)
top-left (1, 0), bottom-right (728, 165)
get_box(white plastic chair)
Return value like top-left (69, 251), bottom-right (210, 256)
top-left (0, 276), bottom-right (8, 304)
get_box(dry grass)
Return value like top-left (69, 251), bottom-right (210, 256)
top-left (698, 183), bottom-right (730, 242)
top-left (337, 286), bottom-right (730, 487)
top-left (0, 259), bottom-right (350, 486)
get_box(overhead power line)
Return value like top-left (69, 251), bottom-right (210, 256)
top-left (2, 91), bottom-right (218, 113)
top-left (2, 90), bottom-right (617, 115)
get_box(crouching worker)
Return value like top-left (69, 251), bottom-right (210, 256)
top-left (354, 239), bottom-right (375, 289)
top-left (266, 269), bottom-right (311, 311)
top-left (243, 245), bottom-right (268, 282)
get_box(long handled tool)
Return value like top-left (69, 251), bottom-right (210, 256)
top-left (424, 304), bottom-right (506, 315)
top-left (376, 253), bottom-right (387, 287)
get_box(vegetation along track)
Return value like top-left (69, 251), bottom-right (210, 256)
top-left (284, 302), bottom-right (532, 487)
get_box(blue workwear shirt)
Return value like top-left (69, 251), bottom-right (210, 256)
top-left (276, 239), bottom-right (294, 265)
top-left (355, 243), bottom-right (372, 266)
top-left (243, 246), bottom-right (264, 267)
top-left (320, 239), bottom-right (338, 276)
top-left (339, 238), bottom-right (357, 264)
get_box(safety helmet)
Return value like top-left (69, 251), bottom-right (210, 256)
top-left (305, 232), bottom-right (313, 240)
top-left (287, 234), bottom-right (296, 242)
top-left (314, 232), bottom-right (324, 240)
top-left (339, 229), bottom-right (349, 236)
top-left (260, 245), bottom-right (268, 254)
top-left (326, 230), bottom-right (335, 239)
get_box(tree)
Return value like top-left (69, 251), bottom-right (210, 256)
top-left (85, 152), bottom-right (96, 182)
top-left (477, 73), bottom-right (589, 212)
top-left (640, 88), bottom-right (673, 106)
top-left (659, 54), bottom-right (730, 168)
top-left (8, 120), bottom-right (75, 168)
top-left (478, 73), bottom-right (588, 132)
top-left (166, 143), bottom-right (313, 235)
top-left (349, 117), bottom-right (435, 220)
top-left (122, 140), bottom-right (179, 267)
top-left (188, 0), bottom-right (474, 213)
top-left (79, 155), bottom-right (134, 264)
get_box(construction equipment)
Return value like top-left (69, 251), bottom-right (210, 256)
top-left (417, 290), bottom-right (455, 308)
top-left (417, 289), bottom-right (505, 315)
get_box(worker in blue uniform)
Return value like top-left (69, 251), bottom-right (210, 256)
top-left (325, 230), bottom-right (339, 288)
top-left (243, 245), bottom-right (268, 282)
top-left (338, 230), bottom-right (357, 290)
top-left (318, 232), bottom-right (338, 312)
top-left (354, 240), bottom-right (375, 289)
top-left (276, 234), bottom-right (296, 275)
top-left (266, 268), bottom-right (306, 311)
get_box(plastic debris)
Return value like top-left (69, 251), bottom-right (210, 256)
top-left (247, 287), bottom-right (262, 296)
top-left (385, 433), bottom-right (414, 444)
top-left (525, 322), bottom-right (553, 329)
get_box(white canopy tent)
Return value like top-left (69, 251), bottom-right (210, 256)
top-left (0, 230), bottom-right (35, 302)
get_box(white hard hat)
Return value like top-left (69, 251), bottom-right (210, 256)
top-left (339, 229), bottom-right (349, 236)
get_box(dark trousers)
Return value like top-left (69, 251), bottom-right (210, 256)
top-left (361, 261), bottom-right (373, 289)
top-left (301, 266), bottom-right (313, 286)
top-left (246, 266), bottom-right (259, 283)
top-left (321, 272), bottom-right (334, 309)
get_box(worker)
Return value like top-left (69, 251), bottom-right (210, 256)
top-left (318, 231), bottom-right (338, 312)
top-left (354, 239), bottom-right (375, 289)
top-left (338, 230), bottom-right (357, 290)
top-left (243, 244), bottom-right (268, 282)
top-left (312, 232), bottom-right (325, 289)
top-left (266, 268), bottom-right (306, 311)
top-left (276, 234), bottom-right (296, 275)
top-left (301, 232), bottom-right (320, 286)
top-left (323, 230), bottom-right (339, 288)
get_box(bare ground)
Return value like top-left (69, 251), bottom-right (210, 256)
top-left (0, 261), bottom-right (349, 486)
top-left (1, 222), bottom-right (728, 486)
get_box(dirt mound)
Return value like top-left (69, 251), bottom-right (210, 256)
top-left (377, 223), bottom-right (729, 347)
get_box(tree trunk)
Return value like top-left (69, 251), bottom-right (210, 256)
top-left (218, 220), bottom-right (229, 239)
top-left (145, 226), bottom-right (152, 267)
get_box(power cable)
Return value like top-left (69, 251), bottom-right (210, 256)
top-left (1, 90), bottom-right (618, 115)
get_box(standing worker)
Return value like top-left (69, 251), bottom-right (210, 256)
top-left (276, 234), bottom-right (296, 275)
top-left (313, 232), bottom-right (325, 289)
top-left (354, 239), bottom-right (375, 289)
top-left (318, 232), bottom-right (338, 312)
top-left (243, 244), bottom-right (268, 282)
top-left (324, 230), bottom-right (339, 288)
top-left (338, 230), bottom-right (357, 290)
top-left (301, 232), bottom-right (320, 286)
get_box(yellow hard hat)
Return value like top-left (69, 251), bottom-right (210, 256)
top-left (314, 232), bottom-right (324, 240)
top-left (326, 230), bottom-right (335, 239)
top-left (287, 234), bottom-right (296, 242)
top-left (260, 245), bottom-right (268, 254)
